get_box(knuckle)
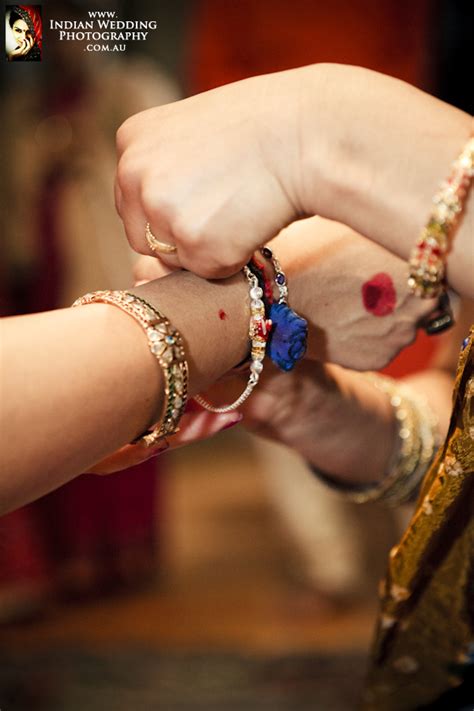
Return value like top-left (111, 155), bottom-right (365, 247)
top-left (141, 182), bottom-right (177, 226)
top-left (116, 152), bottom-right (140, 194)
top-left (123, 225), bottom-right (145, 254)
top-left (179, 254), bottom-right (219, 279)
top-left (171, 212), bottom-right (203, 247)
top-left (179, 242), bottom-right (243, 279)
top-left (116, 116), bottom-right (136, 154)
top-left (175, 223), bottom-right (247, 277)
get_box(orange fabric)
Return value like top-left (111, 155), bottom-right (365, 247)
top-left (188, 0), bottom-right (431, 91)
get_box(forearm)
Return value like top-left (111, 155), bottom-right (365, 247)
top-left (248, 362), bottom-right (398, 485)
top-left (302, 366), bottom-right (452, 485)
top-left (0, 271), bottom-right (248, 513)
top-left (245, 361), bottom-right (452, 488)
top-left (292, 299), bottom-right (473, 487)
top-left (296, 64), bottom-right (473, 297)
top-left (1, 305), bottom-right (159, 511)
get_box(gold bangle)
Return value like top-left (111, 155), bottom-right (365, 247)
top-left (359, 374), bottom-right (439, 505)
top-left (72, 290), bottom-right (188, 446)
top-left (408, 135), bottom-right (474, 299)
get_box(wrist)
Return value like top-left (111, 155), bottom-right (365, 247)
top-left (299, 365), bottom-right (398, 485)
top-left (298, 65), bottom-right (473, 281)
top-left (132, 270), bottom-right (250, 395)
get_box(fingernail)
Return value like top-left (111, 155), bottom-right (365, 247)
top-left (147, 440), bottom-right (170, 458)
top-left (222, 414), bottom-right (243, 431)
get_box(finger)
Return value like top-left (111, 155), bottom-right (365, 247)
top-left (88, 439), bottom-right (170, 475)
top-left (171, 410), bottom-right (243, 447)
top-left (114, 179), bottom-right (123, 217)
top-left (144, 219), bottom-right (181, 267)
top-left (87, 410), bottom-right (242, 475)
top-left (116, 154), bottom-right (155, 256)
top-left (171, 210), bottom-right (254, 279)
top-left (133, 255), bottom-right (176, 285)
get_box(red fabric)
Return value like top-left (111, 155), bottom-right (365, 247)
top-left (19, 5), bottom-right (42, 51)
top-left (187, 0), bottom-right (431, 93)
top-left (0, 462), bottom-right (162, 595)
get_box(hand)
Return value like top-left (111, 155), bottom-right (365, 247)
top-left (88, 402), bottom-right (242, 475)
top-left (133, 213), bottom-right (437, 372)
top-left (8, 35), bottom-right (33, 60)
top-left (115, 70), bottom-right (302, 278)
top-left (116, 64), bottom-right (472, 297)
top-left (198, 360), bottom-right (395, 486)
top-left (266, 217), bottom-right (436, 370)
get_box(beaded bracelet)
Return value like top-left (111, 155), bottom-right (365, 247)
top-left (408, 135), bottom-right (474, 299)
top-left (260, 246), bottom-right (308, 372)
top-left (193, 266), bottom-right (272, 413)
top-left (72, 290), bottom-right (188, 446)
top-left (247, 257), bottom-right (274, 311)
top-left (311, 373), bottom-right (439, 506)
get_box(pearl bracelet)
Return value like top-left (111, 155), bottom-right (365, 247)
top-left (193, 266), bottom-right (272, 413)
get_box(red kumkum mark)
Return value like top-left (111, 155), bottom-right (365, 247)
top-left (362, 273), bottom-right (396, 317)
top-left (218, 309), bottom-right (227, 320)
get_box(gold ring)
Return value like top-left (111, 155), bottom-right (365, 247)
top-left (145, 223), bottom-right (177, 255)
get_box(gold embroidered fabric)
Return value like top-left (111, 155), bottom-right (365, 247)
top-left (363, 326), bottom-right (474, 711)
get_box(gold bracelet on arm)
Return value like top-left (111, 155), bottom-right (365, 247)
top-left (408, 136), bottom-right (474, 299)
top-left (72, 290), bottom-right (188, 447)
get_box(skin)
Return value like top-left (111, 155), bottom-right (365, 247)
top-left (101, 231), bottom-right (468, 486)
top-left (115, 64), bottom-right (473, 296)
top-left (8, 18), bottom-right (34, 60)
top-left (86, 218), bottom-right (434, 476)
top-left (0, 219), bottom-right (436, 514)
top-left (239, 299), bottom-right (473, 487)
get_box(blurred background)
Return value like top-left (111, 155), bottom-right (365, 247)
top-left (0, 1), bottom-right (472, 709)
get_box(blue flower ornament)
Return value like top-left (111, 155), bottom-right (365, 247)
top-left (268, 302), bottom-right (308, 371)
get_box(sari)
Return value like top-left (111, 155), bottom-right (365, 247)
top-left (364, 326), bottom-right (474, 710)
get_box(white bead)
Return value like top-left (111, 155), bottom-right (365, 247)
top-left (250, 360), bottom-right (263, 374)
top-left (250, 286), bottom-right (263, 300)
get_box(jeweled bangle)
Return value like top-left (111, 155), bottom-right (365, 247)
top-left (408, 136), bottom-right (474, 299)
top-left (311, 374), bottom-right (440, 506)
top-left (72, 290), bottom-right (188, 447)
top-left (193, 266), bottom-right (272, 413)
top-left (260, 246), bottom-right (308, 372)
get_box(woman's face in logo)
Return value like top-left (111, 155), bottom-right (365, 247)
top-left (12, 18), bottom-right (31, 47)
